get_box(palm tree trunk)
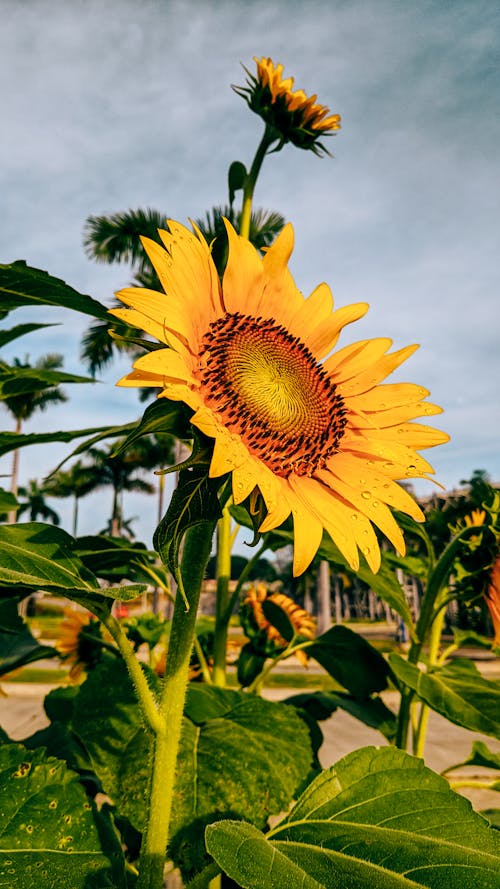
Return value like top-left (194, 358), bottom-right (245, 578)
top-left (7, 419), bottom-right (22, 523)
top-left (73, 496), bottom-right (79, 537)
top-left (111, 486), bottom-right (121, 536)
top-left (316, 560), bottom-right (332, 635)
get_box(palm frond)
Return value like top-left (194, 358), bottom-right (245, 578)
top-left (83, 208), bottom-right (166, 274)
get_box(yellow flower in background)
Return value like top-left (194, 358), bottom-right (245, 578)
top-left (112, 218), bottom-right (448, 575)
top-left (242, 583), bottom-right (315, 666)
top-left (55, 608), bottom-right (102, 681)
top-left (486, 557), bottom-right (500, 650)
top-left (234, 57), bottom-right (340, 154)
top-left (464, 509), bottom-right (487, 528)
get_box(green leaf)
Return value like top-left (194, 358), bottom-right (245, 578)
top-left (111, 396), bottom-right (191, 456)
top-left (0, 322), bottom-right (57, 348)
top-left (0, 366), bottom-right (95, 399)
top-left (68, 660), bottom-right (313, 883)
top-left (446, 740), bottom-right (500, 774)
top-left (0, 598), bottom-right (54, 677)
top-left (0, 261), bottom-right (110, 320)
top-left (0, 742), bottom-right (126, 888)
top-left (389, 655), bottom-right (500, 739)
top-left (307, 625), bottom-right (392, 696)
top-left (228, 161), bottom-right (247, 204)
top-left (0, 488), bottom-right (19, 513)
top-left (0, 424), bottom-right (120, 459)
top-left (153, 464), bottom-right (224, 607)
top-left (207, 746), bottom-right (500, 889)
top-left (262, 598), bottom-right (295, 643)
top-left (0, 523), bottom-right (146, 615)
top-left (285, 690), bottom-right (397, 741)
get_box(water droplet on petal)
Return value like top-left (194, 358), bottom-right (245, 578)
top-left (351, 513), bottom-right (358, 520)
top-left (361, 491), bottom-right (371, 500)
top-left (383, 462), bottom-right (394, 471)
top-left (372, 500), bottom-right (379, 507)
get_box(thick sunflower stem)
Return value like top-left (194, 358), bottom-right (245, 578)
top-left (239, 127), bottom-right (276, 240)
top-left (137, 521), bottom-right (216, 889)
top-left (212, 506), bottom-right (232, 686)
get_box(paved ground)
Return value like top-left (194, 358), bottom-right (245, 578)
top-left (2, 678), bottom-right (499, 814)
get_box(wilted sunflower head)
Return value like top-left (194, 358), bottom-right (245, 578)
top-left (112, 218), bottom-right (448, 576)
top-left (55, 608), bottom-right (103, 681)
top-left (241, 583), bottom-right (315, 664)
top-left (233, 57), bottom-right (340, 155)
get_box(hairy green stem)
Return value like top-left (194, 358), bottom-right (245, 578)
top-left (102, 613), bottom-right (163, 735)
top-left (137, 520), bottom-right (216, 889)
top-left (212, 506), bottom-right (232, 686)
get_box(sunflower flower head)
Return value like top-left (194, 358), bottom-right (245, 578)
top-left (241, 583), bottom-right (316, 664)
top-left (112, 218), bottom-right (449, 576)
top-left (55, 608), bottom-right (103, 681)
top-left (233, 57), bottom-right (340, 155)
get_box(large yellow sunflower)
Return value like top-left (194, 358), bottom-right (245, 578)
top-left (234, 57), bottom-right (340, 153)
top-left (111, 219), bottom-right (448, 576)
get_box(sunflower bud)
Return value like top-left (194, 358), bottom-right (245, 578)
top-left (233, 57), bottom-right (340, 156)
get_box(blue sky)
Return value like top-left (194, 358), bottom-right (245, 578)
top-left (1, 0), bottom-right (499, 547)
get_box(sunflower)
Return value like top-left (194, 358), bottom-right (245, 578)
top-left (234, 57), bottom-right (340, 154)
top-left (55, 608), bottom-right (103, 681)
top-left (242, 583), bottom-right (316, 666)
top-left (111, 218), bottom-right (448, 576)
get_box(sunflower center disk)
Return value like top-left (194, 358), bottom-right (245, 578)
top-left (199, 313), bottom-right (347, 477)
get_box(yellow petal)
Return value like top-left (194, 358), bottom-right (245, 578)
top-left (115, 287), bottom-right (199, 346)
top-left (115, 369), bottom-right (166, 388)
top-left (325, 453), bottom-right (424, 521)
top-left (367, 422), bottom-right (450, 450)
top-left (318, 469), bottom-right (407, 554)
top-left (352, 383), bottom-right (431, 411)
top-left (289, 475), bottom-right (360, 571)
top-left (222, 219), bottom-right (265, 314)
top-left (324, 338), bottom-right (393, 379)
top-left (133, 349), bottom-right (195, 383)
top-left (338, 345), bottom-right (420, 396)
top-left (305, 303), bottom-right (369, 359)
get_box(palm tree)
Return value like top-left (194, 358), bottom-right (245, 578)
top-left (16, 479), bottom-right (60, 525)
top-left (83, 442), bottom-right (156, 537)
top-left (0, 353), bottom-right (68, 521)
top-left (46, 461), bottom-right (100, 536)
top-left (81, 205), bottom-right (285, 375)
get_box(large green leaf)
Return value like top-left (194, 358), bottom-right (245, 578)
top-left (0, 366), bottom-right (95, 399)
top-left (206, 746), bottom-right (500, 889)
top-left (0, 742), bottom-right (126, 888)
top-left (0, 322), bottom-right (56, 349)
top-left (111, 398), bottom-right (191, 453)
top-left (306, 625), bottom-right (392, 696)
top-left (0, 424), bottom-right (120, 459)
top-left (0, 261), bottom-right (110, 320)
top-left (0, 523), bottom-right (146, 615)
top-left (68, 660), bottom-right (313, 881)
top-left (285, 690), bottom-right (397, 741)
top-left (389, 655), bottom-right (500, 740)
top-left (0, 597), bottom-right (54, 677)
